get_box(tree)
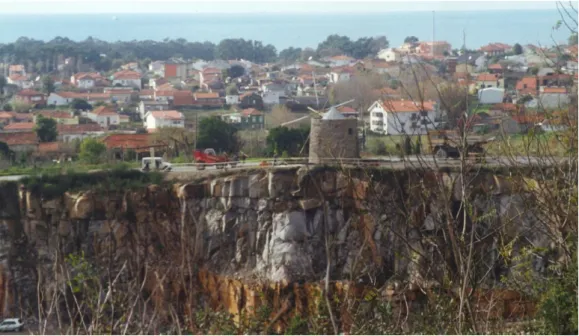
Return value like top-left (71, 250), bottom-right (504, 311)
top-left (404, 36), bottom-right (419, 44)
top-left (70, 98), bottom-right (92, 111)
top-left (330, 71), bottom-right (387, 113)
top-left (35, 114), bottom-right (58, 142)
top-left (0, 141), bottom-right (11, 159)
top-left (513, 43), bottom-right (523, 55)
top-left (227, 65), bottom-right (245, 78)
top-left (437, 82), bottom-right (468, 128)
top-left (196, 117), bottom-right (240, 153)
top-left (266, 126), bottom-right (309, 156)
top-left (568, 32), bottom-right (578, 46)
top-left (12, 102), bottom-right (32, 113)
top-left (79, 137), bottom-right (107, 164)
top-left (152, 127), bottom-right (196, 159)
top-left (0, 76), bottom-right (6, 94)
top-left (279, 47), bottom-right (303, 64)
top-left (225, 84), bottom-right (238, 96)
top-left (41, 75), bottom-right (55, 94)
top-left (2, 103), bottom-right (12, 111)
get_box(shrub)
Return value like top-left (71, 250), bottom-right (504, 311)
top-left (366, 138), bottom-right (388, 155)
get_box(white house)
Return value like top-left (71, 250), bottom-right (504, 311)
top-left (138, 100), bottom-right (170, 120)
top-left (7, 75), bottom-right (33, 89)
top-left (377, 48), bottom-right (401, 62)
top-left (329, 69), bottom-right (352, 84)
top-left (325, 55), bottom-right (356, 67)
top-left (262, 91), bottom-right (281, 105)
top-left (57, 124), bottom-right (105, 143)
top-left (85, 106), bottom-right (120, 128)
top-left (77, 75), bottom-right (96, 89)
top-left (478, 87), bottom-right (505, 104)
top-left (367, 99), bottom-right (442, 135)
top-left (225, 95), bottom-right (240, 105)
top-left (145, 110), bottom-right (185, 131)
top-left (149, 61), bottom-right (165, 76)
top-left (112, 70), bottom-right (142, 89)
top-left (47, 92), bottom-right (76, 106)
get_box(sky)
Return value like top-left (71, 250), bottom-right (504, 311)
top-left (0, 0), bottom-right (565, 14)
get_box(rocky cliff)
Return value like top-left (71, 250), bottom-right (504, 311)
top-left (0, 166), bottom-right (572, 333)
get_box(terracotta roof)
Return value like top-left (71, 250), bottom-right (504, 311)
top-left (480, 43), bottom-right (512, 52)
top-left (542, 87), bottom-right (567, 94)
top-left (3, 122), bottom-right (35, 131)
top-left (477, 73), bottom-right (499, 82)
top-left (38, 142), bottom-right (61, 153)
top-left (102, 133), bottom-right (164, 150)
top-left (491, 103), bottom-right (518, 112)
top-left (202, 67), bottom-right (222, 74)
top-left (337, 106), bottom-right (357, 113)
top-left (113, 70), bottom-right (141, 80)
top-left (36, 110), bottom-right (74, 119)
top-left (380, 100), bottom-right (436, 113)
top-left (488, 63), bottom-right (503, 70)
top-left (0, 112), bottom-right (12, 119)
top-left (8, 112), bottom-right (33, 122)
top-left (9, 65), bottom-right (25, 71)
top-left (9, 75), bottom-right (29, 81)
top-left (195, 92), bottom-right (219, 99)
top-left (155, 90), bottom-right (176, 97)
top-left (330, 55), bottom-right (355, 61)
top-left (17, 89), bottom-right (43, 97)
top-left (173, 91), bottom-right (194, 106)
top-left (105, 88), bottom-right (133, 94)
top-left (0, 131), bottom-right (37, 146)
top-left (149, 110), bottom-right (184, 120)
top-left (53, 91), bottom-right (79, 99)
top-left (516, 76), bottom-right (538, 95)
top-left (156, 83), bottom-right (174, 91)
top-left (75, 72), bottom-right (101, 81)
top-left (91, 106), bottom-right (118, 116)
top-left (241, 108), bottom-right (262, 116)
top-left (57, 124), bottom-right (103, 134)
top-left (84, 93), bottom-right (111, 101)
top-left (139, 89), bottom-right (154, 96)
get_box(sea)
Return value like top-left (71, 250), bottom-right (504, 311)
top-left (0, 9), bottom-right (570, 51)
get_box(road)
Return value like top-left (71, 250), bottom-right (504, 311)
top-left (0, 156), bottom-right (570, 182)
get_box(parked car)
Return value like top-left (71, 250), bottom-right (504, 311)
top-left (0, 318), bottom-right (24, 332)
top-left (141, 157), bottom-right (172, 172)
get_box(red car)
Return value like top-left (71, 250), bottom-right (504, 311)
top-left (193, 148), bottom-right (238, 170)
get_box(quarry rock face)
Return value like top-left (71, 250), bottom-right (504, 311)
top-left (0, 167), bottom-right (565, 329)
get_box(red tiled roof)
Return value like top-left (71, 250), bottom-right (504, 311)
top-left (380, 100), bottom-right (436, 113)
top-left (488, 63), bottom-right (502, 70)
top-left (9, 75), bottom-right (29, 81)
top-left (155, 90), bottom-right (176, 97)
top-left (0, 131), bottom-right (37, 146)
top-left (173, 91), bottom-right (194, 106)
top-left (491, 103), bottom-right (517, 112)
top-left (3, 122), bottom-right (35, 131)
top-left (149, 110), bottom-right (184, 120)
top-left (91, 106), bottom-right (118, 116)
top-left (17, 89), bottom-right (43, 97)
top-left (542, 87), bottom-right (567, 94)
top-left (113, 70), bottom-right (141, 80)
top-left (8, 112), bottom-right (33, 122)
top-left (105, 88), bottom-right (133, 94)
top-left (139, 89), bottom-right (154, 96)
top-left (477, 73), bottom-right (499, 82)
top-left (102, 133), bottom-right (165, 150)
top-left (480, 43), bottom-right (512, 52)
top-left (516, 76), bottom-right (538, 95)
top-left (9, 65), bottom-right (25, 71)
top-left (330, 55), bottom-right (355, 61)
top-left (202, 67), bottom-right (222, 74)
top-left (0, 112), bottom-right (13, 119)
top-left (195, 92), bottom-right (219, 99)
top-left (57, 124), bottom-right (103, 134)
top-left (36, 110), bottom-right (74, 119)
top-left (38, 142), bottom-right (61, 153)
top-left (337, 106), bottom-right (357, 113)
top-left (241, 108), bottom-right (262, 116)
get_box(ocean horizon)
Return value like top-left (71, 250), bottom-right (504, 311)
top-left (0, 9), bottom-right (570, 52)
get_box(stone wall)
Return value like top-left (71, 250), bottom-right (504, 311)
top-left (309, 119), bottom-right (359, 164)
top-left (0, 166), bottom-right (566, 329)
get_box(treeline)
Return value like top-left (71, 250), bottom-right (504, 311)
top-left (0, 34), bottom-right (389, 74)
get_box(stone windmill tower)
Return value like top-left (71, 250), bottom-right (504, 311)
top-left (308, 105), bottom-right (359, 164)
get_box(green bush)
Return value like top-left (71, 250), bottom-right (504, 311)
top-left (366, 138), bottom-right (388, 155)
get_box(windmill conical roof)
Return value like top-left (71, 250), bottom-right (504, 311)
top-left (322, 106), bottom-right (346, 120)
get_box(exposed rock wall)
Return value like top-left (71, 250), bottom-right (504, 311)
top-left (0, 166), bottom-right (566, 329)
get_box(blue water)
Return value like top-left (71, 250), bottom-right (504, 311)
top-left (0, 10), bottom-right (570, 51)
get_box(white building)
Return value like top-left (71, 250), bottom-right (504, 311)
top-left (145, 110), bottom-right (185, 131)
top-left (478, 87), bottom-right (505, 104)
top-left (85, 106), bottom-right (120, 128)
top-left (367, 99), bottom-right (442, 135)
top-left (7, 75), bottom-right (33, 89)
top-left (225, 95), bottom-right (240, 105)
top-left (377, 48), bottom-right (401, 62)
top-left (47, 92), bottom-right (76, 106)
top-left (112, 70), bottom-right (142, 89)
top-left (262, 91), bottom-right (281, 105)
top-left (329, 70), bottom-right (352, 84)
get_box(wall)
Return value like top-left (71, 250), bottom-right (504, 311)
top-left (0, 166), bottom-right (570, 332)
top-left (309, 119), bottom-right (359, 163)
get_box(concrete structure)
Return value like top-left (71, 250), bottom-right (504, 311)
top-left (478, 87), bottom-right (505, 104)
top-left (85, 106), bottom-right (120, 128)
top-left (145, 110), bottom-right (185, 131)
top-left (308, 107), bottom-right (359, 164)
top-left (377, 48), bottom-right (401, 62)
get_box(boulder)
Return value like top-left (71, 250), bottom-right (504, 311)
top-left (272, 211), bottom-right (309, 241)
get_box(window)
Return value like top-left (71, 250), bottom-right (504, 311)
top-left (373, 112), bottom-right (383, 118)
top-left (348, 128), bottom-right (353, 135)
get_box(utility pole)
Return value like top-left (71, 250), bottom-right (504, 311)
top-left (312, 71), bottom-right (319, 108)
top-left (432, 10), bottom-right (435, 58)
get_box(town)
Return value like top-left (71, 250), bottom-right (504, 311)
top-left (0, 35), bottom-right (576, 172)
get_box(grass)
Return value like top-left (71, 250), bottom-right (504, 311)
top-left (19, 164), bottom-right (165, 200)
top-left (364, 134), bottom-right (431, 155)
top-left (484, 132), bottom-right (571, 157)
top-left (0, 161), bottom-right (140, 177)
